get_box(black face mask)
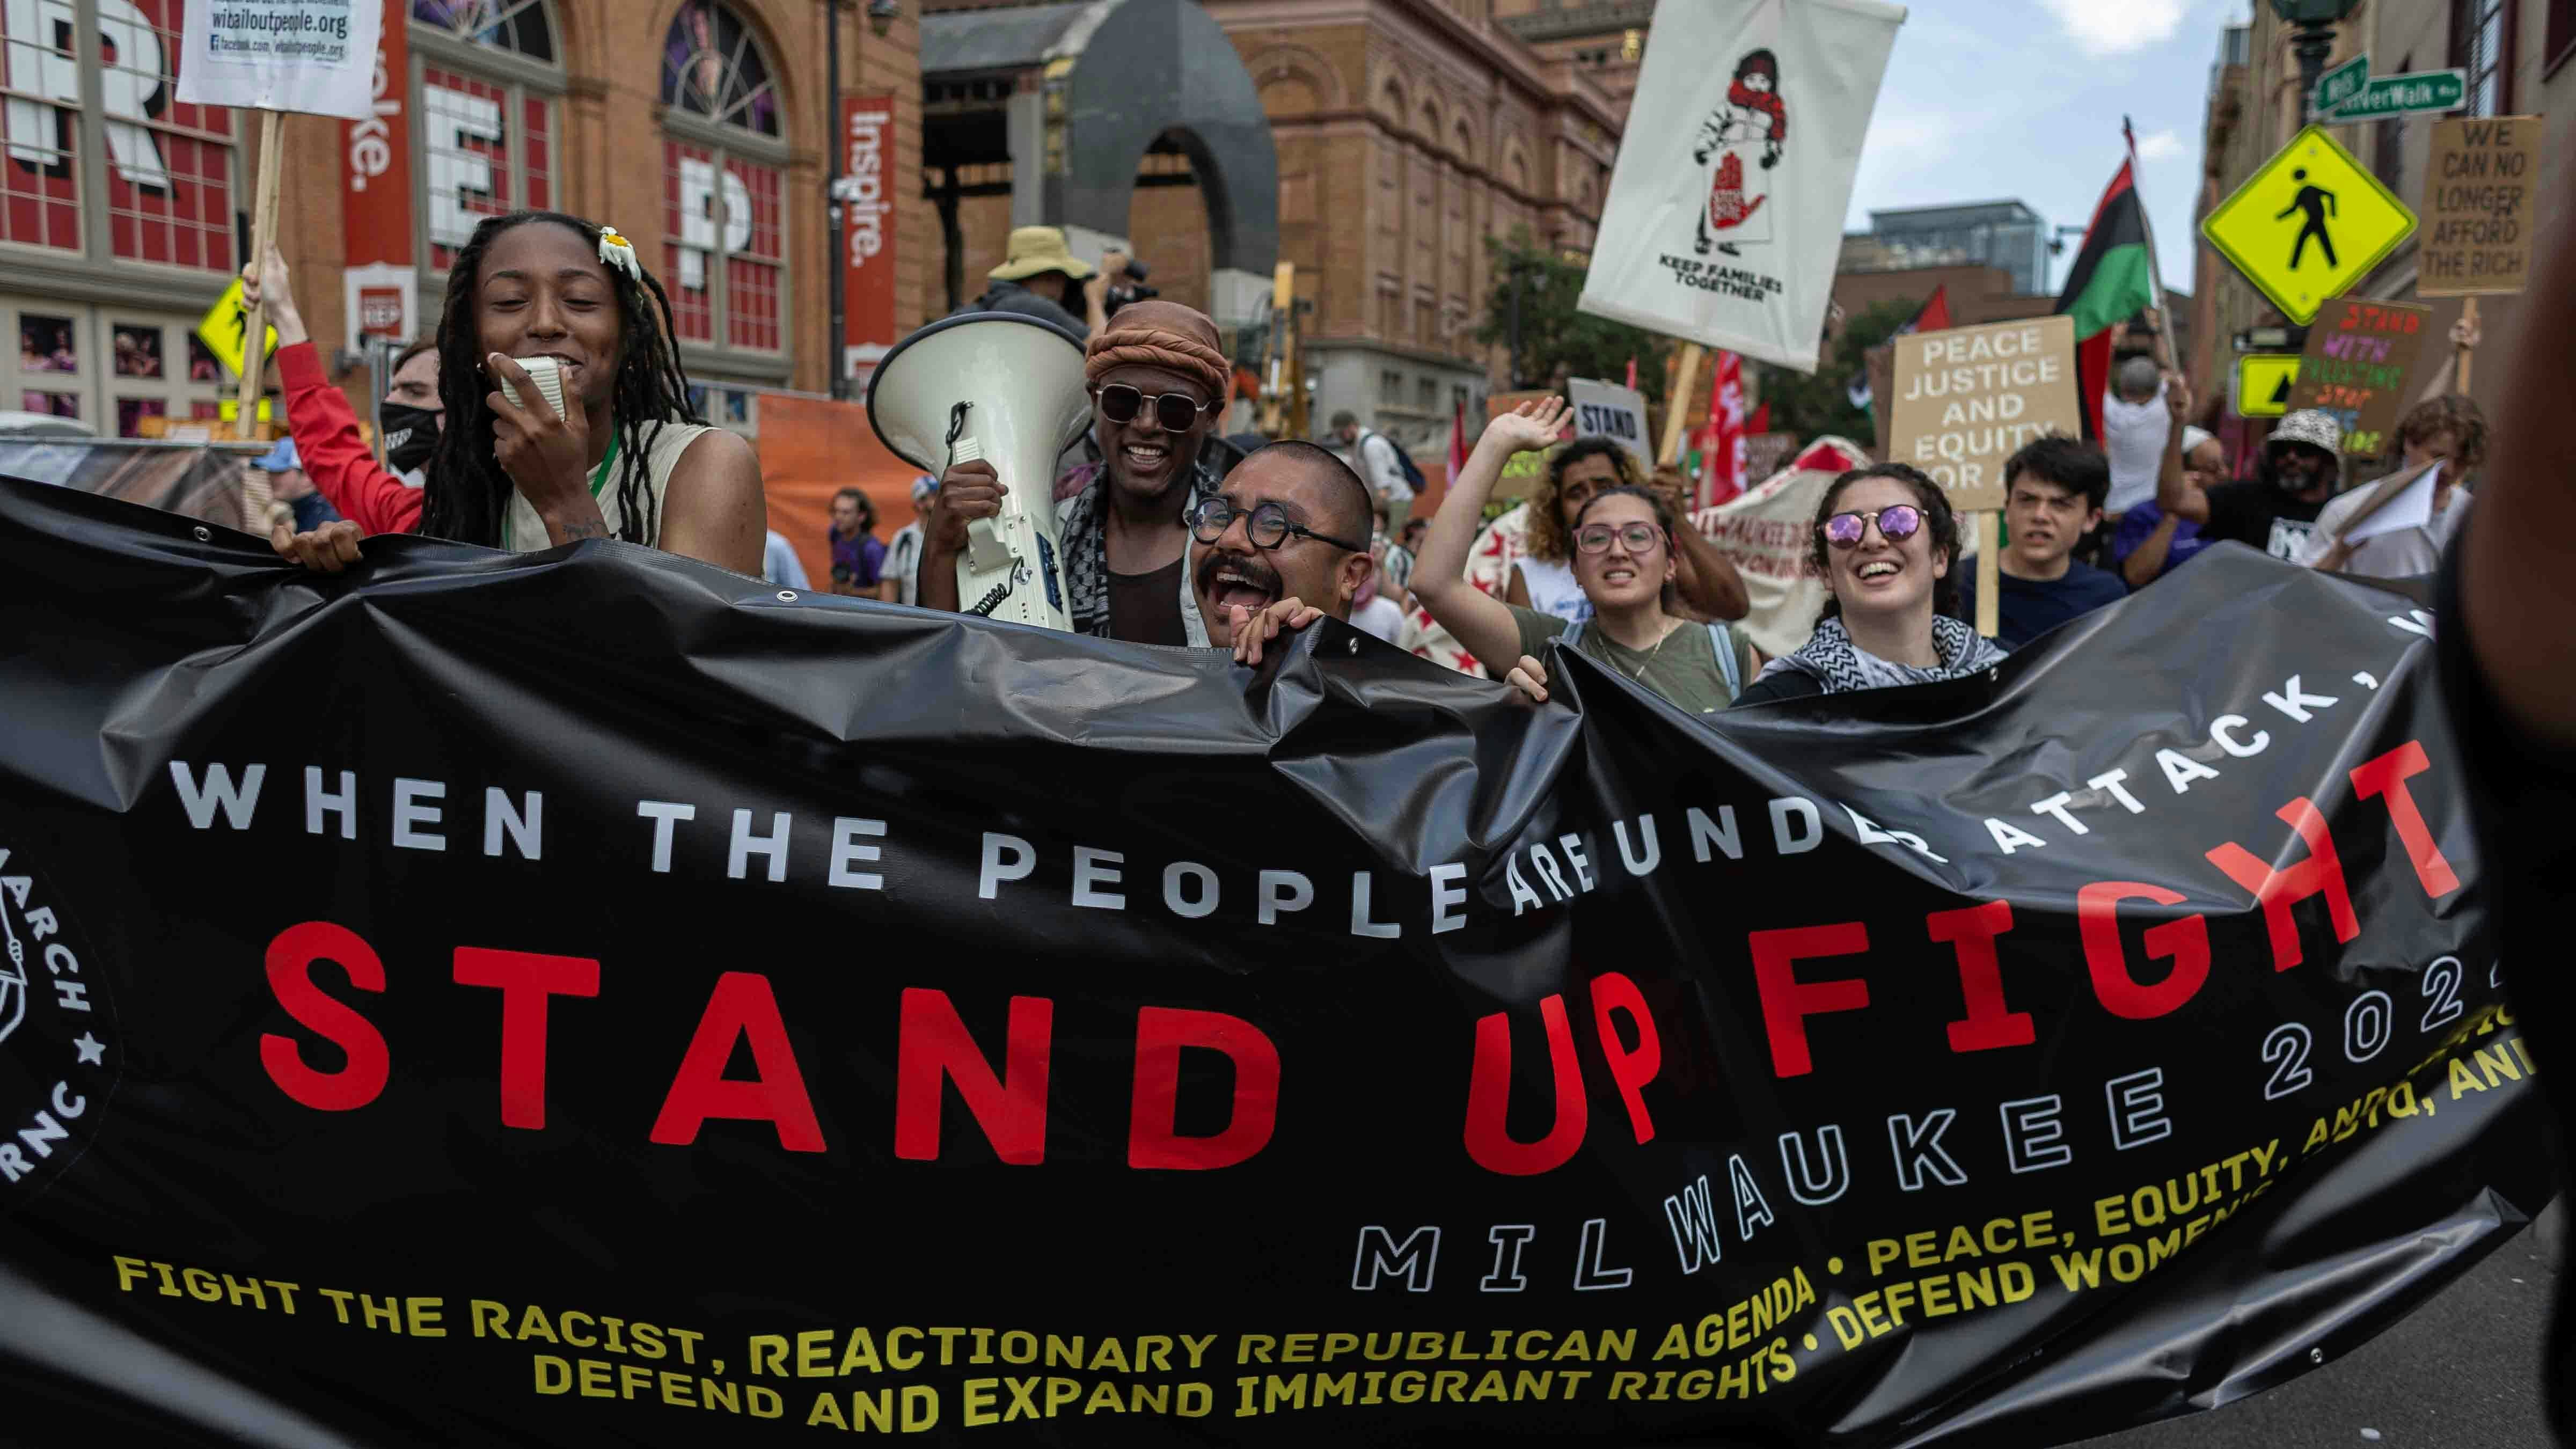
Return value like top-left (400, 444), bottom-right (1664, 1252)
top-left (381, 403), bottom-right (440, 473)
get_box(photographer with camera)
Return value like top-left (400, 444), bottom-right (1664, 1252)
top-left (955, 226), bottom-right (1112, 342)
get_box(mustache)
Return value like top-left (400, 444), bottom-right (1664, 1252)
top-left (1196, 549), bottom-right (1281, 595)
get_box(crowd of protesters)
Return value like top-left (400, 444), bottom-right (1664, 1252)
top-left (175, 200), bottom-right (2576, 1439)
top-left (252, 213), bottom-right (2490, 718)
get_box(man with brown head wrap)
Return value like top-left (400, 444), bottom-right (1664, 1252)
top-left (919, 298), bottom-right (1230, 644)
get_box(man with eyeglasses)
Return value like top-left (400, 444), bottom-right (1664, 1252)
top-left (917, 299), bottom-right (1230, 643)
top-left (1192, 442), bottom-right (1378, 661)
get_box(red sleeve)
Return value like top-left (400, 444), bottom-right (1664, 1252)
top-left (279, 341), bottom-right (421, 536)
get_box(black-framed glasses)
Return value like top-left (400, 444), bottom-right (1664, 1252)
top-left (1575, 522), bottom-right (1664, 555)
top-left (1822, 505), bottom-right (1924, 548)
top-left (1093, 382), bottom-right (1214, 432)
top-left (1186, 495), bottom-right (1367, 554)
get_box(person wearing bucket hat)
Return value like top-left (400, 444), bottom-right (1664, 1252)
top-left (953, 226), bottom-right (1109, 342)
top-left (2155, 397), bottom-right (2344, 562)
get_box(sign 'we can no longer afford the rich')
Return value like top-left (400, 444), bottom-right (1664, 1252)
top-left (1885, 314), bottom-right (2081, 514)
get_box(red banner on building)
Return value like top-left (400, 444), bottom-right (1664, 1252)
top-left (841, 92), bottom-right (899, 384)
top-left (341, 0), bottom-right (418, 351)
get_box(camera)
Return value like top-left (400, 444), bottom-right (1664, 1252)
top-left (1104, 257), bottom-right (1158, 316)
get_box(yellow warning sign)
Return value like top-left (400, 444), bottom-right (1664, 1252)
top-left (2202, 127), bottom-right (2415, 325)
top-left (2234, 353), bottom-right (2301, 418)
top-left (193, 279), bottom-right (279, 382)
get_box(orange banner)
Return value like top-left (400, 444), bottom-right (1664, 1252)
top-left (755, 393), bottom-right (928, 592)
top-left (842, 93), bottom-right (899, 385)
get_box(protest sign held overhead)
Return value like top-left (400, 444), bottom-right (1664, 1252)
top-left (1578, 0), bottom-right (1906, 374)
top-left (2202, 127), bottom-right (2416, 325)
top-left (2419, 116), bottom-right (2544, 297)
top-left (1886, 314), bottom-right (2081, 513)
top-left (2287, 298), bottom-right (2431, 457)
top-left (1566, 378), bottom-right (1651, 475)
top-left (0, 477), bottom-right (2551, 1446)
top-left (177, 0), bottom-right (385, 121)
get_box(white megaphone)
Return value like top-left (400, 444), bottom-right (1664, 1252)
top-left (867, 313), bottom-right (1092, 632)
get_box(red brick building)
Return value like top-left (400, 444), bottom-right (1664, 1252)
top-left (0, 1), bottom-right (932, 437)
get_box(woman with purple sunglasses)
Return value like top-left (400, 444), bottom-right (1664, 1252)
top-left (1731, 462), bottom-right (2004, 705)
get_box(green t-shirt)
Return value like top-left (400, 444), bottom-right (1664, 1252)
top-left (1511, 606), bottom-right (1749, 715)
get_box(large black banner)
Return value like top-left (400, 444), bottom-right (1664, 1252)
top-left (0, 477), bottom-right (2549, 1447)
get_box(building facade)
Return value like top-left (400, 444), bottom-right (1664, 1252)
top-left (2195, 0), bottom-right (2574, 438)
top-left (915, 0), bottom-right (1626, 456)
top-left (0, 0), bottom-right (933, 438)
top-left (1845, 201), bottom-right (2054, 297)
top-left (1490, 0), bottom-right (1652, 123)
top-left (1202, 0), bottom-right (1625, 453)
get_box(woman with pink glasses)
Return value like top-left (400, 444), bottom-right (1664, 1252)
top-left (1731, 462), bottom-right (2004, 705)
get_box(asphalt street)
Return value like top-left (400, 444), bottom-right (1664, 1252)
top-left (2074, 1201), bottom-right (2565, 1449)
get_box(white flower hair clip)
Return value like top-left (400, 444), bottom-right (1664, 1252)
top-left (597, 225), bottom-right (641, 283)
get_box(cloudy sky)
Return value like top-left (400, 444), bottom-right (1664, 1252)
top-left (1845, 0), bottom-right (2257, 296)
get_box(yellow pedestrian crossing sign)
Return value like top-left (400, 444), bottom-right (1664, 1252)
top-left (2233, 353), bottom-right (2301, 418)
top-left (2202, 126), bottom-right (2415, 324)
top-left (193, 278), bottom-right (278, 383)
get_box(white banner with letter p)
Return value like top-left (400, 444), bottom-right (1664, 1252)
top-left (1577, 0), bottom-right (1905, 374)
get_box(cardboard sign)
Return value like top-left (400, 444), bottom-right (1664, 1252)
top-left (1484, 390), bottom-right (1557, 500)
top-left (2419, 115), bottom-right (2544, 297)
top-left (2286, 298), bottom-right (2431, 456)
top-left (176, 0), bottom-right (384, 121)
top-left (1886, 314), bottom-right (2081, 512)
top-left (1567, 378), bottom-right (1651, 474)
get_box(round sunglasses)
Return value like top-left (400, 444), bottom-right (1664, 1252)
top-left (1092, 382), bottom-right (1215, 432)
top-left (1821, 504), bottom-right (1924, 548)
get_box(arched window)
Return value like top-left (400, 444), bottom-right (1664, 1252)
top-left (660, 0), bottom-right (786, 359)
top-left (412, 0), bottom-right (564, 272)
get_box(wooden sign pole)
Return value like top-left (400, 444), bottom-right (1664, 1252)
top-left (2456, 297), bottom-right (2479, 393)
top-left (235, 111), bottom-right (286, 441)
top-left (1659, 343), bottom-right (1703, 467)
top-left (230, 111), bottom-right (286, 532)
top-left (1973, 513), bottom-right (2000, 638)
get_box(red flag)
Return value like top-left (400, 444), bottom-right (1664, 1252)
top-left (1916, 284), bottom-right (1953, 334)
top-left (1447, 393), bottom-right (1469, 487)
top-left (1705, 350), bottom-right (1748, 509)
top-left (1748, 401), bottom-right (1772, 436)
top-left (1625, 357), bottom-right (1638, 391)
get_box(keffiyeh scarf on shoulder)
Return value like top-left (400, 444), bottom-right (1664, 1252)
top-left (1056, 452), bottom-right (1222, 636)
top-left (1758, 614), bottom-right (2006, 694)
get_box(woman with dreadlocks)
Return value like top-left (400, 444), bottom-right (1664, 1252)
top-left (267, 210), bottom-right (764, 575)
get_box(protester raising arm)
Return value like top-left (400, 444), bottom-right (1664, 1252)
top-left (1412, 397), bottom-right (1572, 675)
top-left (1652, 465), bottom-right (1751, 620)
top-left (2149, 373), bottom-right (2210, 525)
top-left (2123, 378), bottom-right (2196, 588)
top-left (241, 246), bottom-right (426, 538)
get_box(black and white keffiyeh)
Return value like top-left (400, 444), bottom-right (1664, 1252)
top-left (1757, 614), bottom-right (2006, 695)
top-left (1055, 452), bottom-right (1223, 638)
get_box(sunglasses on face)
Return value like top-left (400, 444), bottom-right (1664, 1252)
top-left (1186, 495), bottom-right (1367, 554)
top-left (1093, 383), bottom-right (1214, 432)
top-left (1575, 522), bottom-right (1664, 555)
top-left (1822, 504), bottom-right (1924, 548)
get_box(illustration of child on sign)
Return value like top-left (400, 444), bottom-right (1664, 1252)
top-left (1693, 48), bottom-right (1786, 256)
